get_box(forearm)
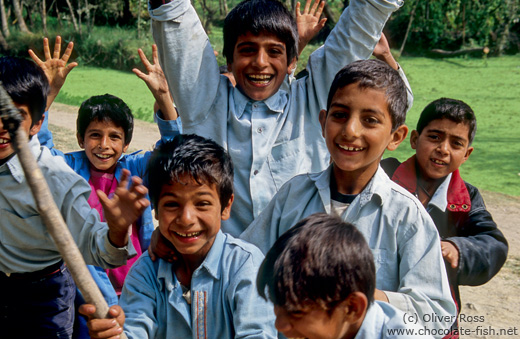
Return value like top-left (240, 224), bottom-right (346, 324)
top-left (150, 0), bottom-right (220, 126)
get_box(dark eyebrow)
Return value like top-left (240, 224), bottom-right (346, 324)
top-left (426, 128), bottom-right (467, 142)
top-left (329, 103), bottom-right (386, 116)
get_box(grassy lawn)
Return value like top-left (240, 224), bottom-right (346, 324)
top-left (53, 54), bottom-right (520, 196)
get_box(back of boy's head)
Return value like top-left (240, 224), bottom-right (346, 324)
top-left (223, 0), bottom-right (298, 65)
top-left (257, 213), bottom-right (376, 313)
top-left (77, 94), bottom-right (134, 145)
top-left (147, 134), bottom-right (234, 211)
top-left (326, 59), bottom-right (408, 131)
top-left (416, 98), bottom-right (477, 145)
top-left (0, 56), bottom-right (49, 125)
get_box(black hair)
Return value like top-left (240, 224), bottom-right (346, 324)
top-left (0, 56), bottom-right (49, 125)
top-left (326, 59), bottom-right (408, 131)
top-left (416, 98), bottom-right (477, 145)
top-left (223, 0), bottom-right (298, 65)
top-left (147, 134), bottom-right (234, 211)
top-left (76, 94), bottom-right (134, 145)
top-left (257, 213), bottom-right (376, 313)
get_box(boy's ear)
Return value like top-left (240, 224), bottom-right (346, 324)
top-left (462, 146), bottom-right (474, 163)
top-left (319, 109), bottom-right (327, 137)
top-left (123, 143), bottom-right (129, 153)
top-left (29, 115), bottom-right (44, 137)
top-left (221, 194), bottom-right (234, 221)
top-left (77, 133), bottom-right (85, 149)
top-left (286, 57), bottom-right (297, 75)
top-left (410, 130), bottom-right (419, 150)
top-left (343, 292), bottom-right (368, 323)
top-left (386, 125), bottom-right (409, 151)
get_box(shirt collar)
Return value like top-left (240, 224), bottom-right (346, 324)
top-left (392, 155), bottom-right (471, 212)
top-left (310, 164), bottom-right (387, 211)
top-left (233, 86), bottom-right (288, 119)
top-left (157, 230), bottom-right (225, 289)
top-left (5, 136), bottom-right (42, 183)
top-left (427, 173), bottom-right (451, 212)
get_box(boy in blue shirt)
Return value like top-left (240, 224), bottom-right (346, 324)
top-left (0, 56), bottom-right (148, 337)
top-left (241, 59), bottom-right (457, 336)
top-left (80, 134), bottom-right (276, 339)
top-left (258, 213), bottom-right (431, 339)
top-left (149, 0), bottom-right (405, 236)
top-left (381, 98), bottom-right (508, 331)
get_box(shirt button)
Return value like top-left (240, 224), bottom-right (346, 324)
top-left (257, 127), bottom-right (263, 133)
top-left (253, 104), bottom-right (258, 109)
top-left (253, 170), bottom-right (259, 175)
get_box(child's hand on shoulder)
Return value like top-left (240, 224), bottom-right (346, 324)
top-left (100, 169), bottom-right (150, 248)
top-left (79, 304), bottom-right (125, 339)
top-left (148, 228), bottom-right (178, 262)
top-left (28, 36), bottom-right (78, 110)
top-left (441, 240), bottom-right (460, 269)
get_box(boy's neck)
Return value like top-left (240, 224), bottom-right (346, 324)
top-left (0, 152), bottom-right (15, 166)
top-left (332, 164), bottom-right (376, 195)
top-left (415, 163), bottom-right (446, 207)
top-left (173, 254), bottom-right (205, 287)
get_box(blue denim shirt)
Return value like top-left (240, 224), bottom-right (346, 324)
top-left (0, 137), bottom-right (134, 273)
top-left (241, 166), bottom-right (457, 335)
top-left (119, 231), bottom-right (276, 339)
top-left (149, 0), bottom-right (404, 236)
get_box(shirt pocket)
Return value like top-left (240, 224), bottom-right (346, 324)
top-left (0, 208), bottom-right (55, 250)
top-left (267, 138), bottom-right (304, 190)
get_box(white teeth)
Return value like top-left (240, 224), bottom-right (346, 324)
top-left (175, 231), bottom-right (202, 238)
top-left (95, 154), bottom-right (112, 159)
top-left (249, 74), bottom-right (271, 80)
top-left (248, 74), bottom-right (272, 84)
top-left (338, 144), bottom-right (363, 151)
top-left (0, 138), bottom-right (9, 144)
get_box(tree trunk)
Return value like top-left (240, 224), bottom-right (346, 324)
top-left (64, 0), bottom-right (79, 32)
top-left (76, 0), bottom-right (82, 36)
top-left (0, 29), bottom-right (8, 50)
top-left (41, 0), bottom-right (47, 35)
top-left (398, 0), bottom-right (419, 57)
top-left (0, 0), bottom-right (10, 37)
top-left (12, 0), bottom-right (30, 33)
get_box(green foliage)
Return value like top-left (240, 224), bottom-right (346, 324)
top-left (387, 0), bottom-right (520, 55)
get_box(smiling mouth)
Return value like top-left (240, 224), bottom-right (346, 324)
top-left (94, 154), bottom-right (113, 159)
top-left (338, 144), bottom-right (364, 152)
top-left (0, 137), bottom-right (10, 144)
top-left (247, 74), bottom-right (273, 85)
top-left (174, 231), bottom-right (202, 238)
top-left (431, 158), bottom-right (447, 165)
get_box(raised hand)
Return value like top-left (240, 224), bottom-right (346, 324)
top-left (99, 169), bottom-right (150, 248)
top-left (132, 45), bottom-right (177, 120)
top-left (296, 0), bottom-right (327, 55)
top-left (28, 36), bottom-right (78, 110)
top-left (372, 33), bottom-right (398, 70)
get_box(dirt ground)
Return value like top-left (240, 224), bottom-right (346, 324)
top-left (48, 102), bottom-right (520, 339)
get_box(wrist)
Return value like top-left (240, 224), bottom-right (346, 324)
top-left (108, 229), bottom-right (129, 248)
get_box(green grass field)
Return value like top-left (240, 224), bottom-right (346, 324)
top-left (53, 55), bottom-right (520, 196)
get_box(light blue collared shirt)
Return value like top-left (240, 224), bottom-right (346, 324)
top-left (119, 231), bottom-right (276, 338)
top-left (240, 165), bottom-right (456, 336)
top-left (356, 301), bottom-right (434, 338)
top-left (150, 0), bottom-right (404, 236)
top-left (0, 137), bottom-right (135, 273)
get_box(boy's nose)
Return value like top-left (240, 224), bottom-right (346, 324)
top-left (253, 49), bottom-right (269, 68)
top-left (273, 306), bottom-right (293, 333)
top-left (99, 136), bottom-right (109, 149)
top-left (176, 206), bottom-right (195, 226)
top-left (437, 140), bottom-right (449, 154)
top-left (342, 118), bottom-right (361, 139)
